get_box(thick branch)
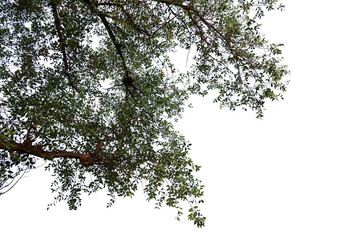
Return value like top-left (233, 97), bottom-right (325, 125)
top-left (0, 139), bottom-right (101, 167)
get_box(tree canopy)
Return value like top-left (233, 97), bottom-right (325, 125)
top-left (0, 0), bottom-right (288, 227)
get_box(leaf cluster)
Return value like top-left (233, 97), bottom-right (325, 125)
top-left (0, 0), bottom-right (288, 227)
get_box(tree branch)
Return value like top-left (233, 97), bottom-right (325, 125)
top-left (50, 1), bottom-right (69, 75)
top-left (186, 11), bottom-right (210, 46)
top-left (82, 0), bottom-right (128, 72)
top-left (94, 2), bottom-right (151, 36)
top-left (153, 0), bottom-right (257, 72)
top-left (50, 0), bottom-right (79, 91)
top-left (0, 164), bottom-right (29, 196)
top-left (0, 139), bottom-right (103, 167)
top-left (153, 0), bottom-right (197, 12)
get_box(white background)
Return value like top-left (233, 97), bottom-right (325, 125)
top-left (1, 0), bottom-right (360, 239)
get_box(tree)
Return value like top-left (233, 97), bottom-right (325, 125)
top-left (0, 0), bottom-right (289, 227)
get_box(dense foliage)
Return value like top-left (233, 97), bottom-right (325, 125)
top-left (0, 0), bottom-right (288, 227)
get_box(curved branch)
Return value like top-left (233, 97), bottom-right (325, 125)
top-left (0, 165), bottom-right (29, 196)
top-left (0, 139), bottom-right (101, 167)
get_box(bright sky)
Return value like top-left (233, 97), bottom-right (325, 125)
top-left (1, 0), bottom-right (360, 239)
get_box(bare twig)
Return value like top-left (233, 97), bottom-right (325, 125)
top-left (0, 165), bottom-right (30, 196)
